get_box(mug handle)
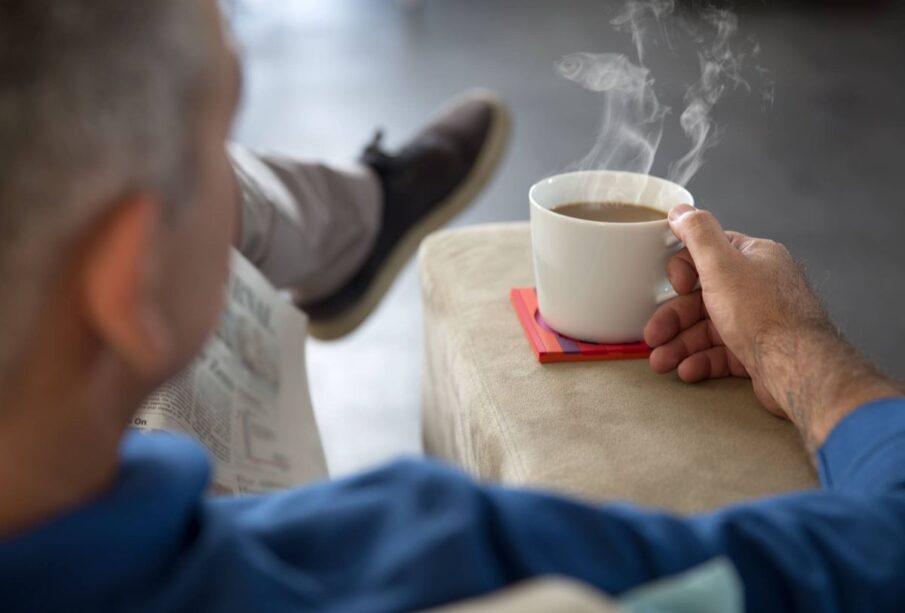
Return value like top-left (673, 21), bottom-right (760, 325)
top-left (656, 287), bottom-right (679, 305)
top-left (655, 279), bottom-right (702, 305)
top-left (657, 230), bottom-right (700, 304)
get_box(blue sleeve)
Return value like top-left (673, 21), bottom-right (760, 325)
top-left (817, 398), bottom-right (905, 494)
top-left (152, 399), bottom-right (905, 612)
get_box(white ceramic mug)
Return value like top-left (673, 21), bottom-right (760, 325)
top-left (529, 170), bottom-right (694, 344)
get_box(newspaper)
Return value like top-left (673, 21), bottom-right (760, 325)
top-left (133, 249), bottom-right (328, 494)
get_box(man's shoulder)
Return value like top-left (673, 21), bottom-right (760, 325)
top-left (0, 432), bottom-right (213, 610)
top-left (119, 430), bottom-right (212, 489)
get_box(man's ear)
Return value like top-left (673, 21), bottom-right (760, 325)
top-left (81, 194), bottom-right (175, 378)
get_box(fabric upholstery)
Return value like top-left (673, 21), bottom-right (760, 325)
top-left (419, 223), bottom-right (817, 513)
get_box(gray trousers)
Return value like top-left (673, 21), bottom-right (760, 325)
top-left (229, 145), bottom-right (382, 303)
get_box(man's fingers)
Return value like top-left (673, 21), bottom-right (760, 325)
top-left (649, 318), bottom-right (723, 374)
top-left (668, 205), bottom-right (735, 273)
top-left (676, 347), bottom-right (735, 382)
top-left (667, 229), bottom-right (750, 294)
top-left (674, 345), bottom-right (749, 383)
top-left (644, 291), bottom-right (706, 348)
top-left (667, 249), bottom-right (699, 295)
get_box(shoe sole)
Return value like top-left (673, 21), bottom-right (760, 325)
top-left (307, 89), bottom-right (512, 341)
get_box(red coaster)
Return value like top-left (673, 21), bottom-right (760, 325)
top-left (510, 288), bottom-right (652, 363)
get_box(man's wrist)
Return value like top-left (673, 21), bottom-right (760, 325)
top-left (755, 322), bottom-right (903, 453)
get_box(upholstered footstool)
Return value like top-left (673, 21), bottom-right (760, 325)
top-left (419, 223), bottom-right (817, 513)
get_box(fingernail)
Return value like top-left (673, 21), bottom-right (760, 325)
top-left (668, 204), bottom-right (694, 221)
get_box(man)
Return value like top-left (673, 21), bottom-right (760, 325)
top-left (1, 1), bottom-right (903, 612)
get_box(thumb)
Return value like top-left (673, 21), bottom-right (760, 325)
top-left (668, 204), bottom-right (733, 273)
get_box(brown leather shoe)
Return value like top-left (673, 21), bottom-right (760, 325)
top-left (301, 89), bottom-right (510, 340)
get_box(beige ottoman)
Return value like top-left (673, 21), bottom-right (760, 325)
top-left (420, 223), bottom-right (817, 514)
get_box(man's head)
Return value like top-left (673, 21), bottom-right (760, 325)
top-left (0, 0), bottom-right (240, 402)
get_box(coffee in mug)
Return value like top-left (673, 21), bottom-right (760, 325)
top-left (529, 170), bottom-right (694, 343)
top-left (552, 201), bottom-right (667, 223)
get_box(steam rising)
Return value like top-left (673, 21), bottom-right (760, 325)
top-left (669, 8), bottom-right (748, 185)
top-left (559, 1), bottom-right (768, 187)
top-left (556, 53), bottom-right (666, 176)
top-left (611, 0), bottom-right (675, 65)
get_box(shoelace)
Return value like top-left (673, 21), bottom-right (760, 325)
top-left (362, 129), bottom-right (391, 163)
top-left (363, 128), bottom-right (447, 164)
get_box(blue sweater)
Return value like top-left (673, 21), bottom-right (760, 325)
top-left (2, 398), bottom-right (904, 612)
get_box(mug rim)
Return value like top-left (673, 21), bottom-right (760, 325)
top-left (529, 170), bottom-right (695, 228)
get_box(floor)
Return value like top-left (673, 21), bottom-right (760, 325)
top-left (226, 0), bottom-right (905, 476)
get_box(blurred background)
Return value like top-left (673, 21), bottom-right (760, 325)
top-left (224, 0), bottom-right (905, 475)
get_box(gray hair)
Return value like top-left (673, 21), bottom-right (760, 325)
top-left (0, 0), bottom-right (215, 380)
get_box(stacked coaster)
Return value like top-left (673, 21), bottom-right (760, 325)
top-left (510, 287), bottom-right (651, 363)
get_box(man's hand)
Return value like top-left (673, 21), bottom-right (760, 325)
top-left (644, 204), bottom-right (826, 415)
top-left (645, 204), bottom-right (902, 451)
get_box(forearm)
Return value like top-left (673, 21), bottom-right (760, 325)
top-left (203, 448), bottom-right (905, 612)
top-left (755, 321), bottom-right (903, 452)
